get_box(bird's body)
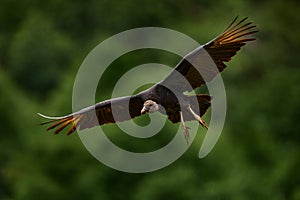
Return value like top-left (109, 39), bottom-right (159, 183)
top-left (39, 17), bottom-right (257, 143)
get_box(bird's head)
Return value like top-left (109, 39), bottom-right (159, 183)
top-left (141, 100), bottom-right (159, 114)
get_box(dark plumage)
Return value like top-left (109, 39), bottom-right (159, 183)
top-left (39, 17), bottom-right (257, 142)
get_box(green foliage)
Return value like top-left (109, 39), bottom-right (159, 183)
top-left (0, 0), bottom-right (299, 199)
top-left (8, 13), bottom-right (74, 98)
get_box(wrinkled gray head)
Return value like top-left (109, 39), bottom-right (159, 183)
top-left (141, 100), bottom-right (159, 114)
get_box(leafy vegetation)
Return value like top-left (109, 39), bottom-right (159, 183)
top-left (0, 0), bottom-right (299, 199)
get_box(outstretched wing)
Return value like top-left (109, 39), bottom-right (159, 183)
top-left (39, 95), bottom-right (144, 135)
top-left (161, 16), bottom-right (257, 92)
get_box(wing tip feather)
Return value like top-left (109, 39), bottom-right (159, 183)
top-left (38, 112), bottom-right (77, 135)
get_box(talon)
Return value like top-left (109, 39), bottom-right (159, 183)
top-left (180, 111), bottom-right (190, 144)
top-left (198, 118), bottom-right (208, 129)
top-left (187, 104), bottom-right (209, 130)
top-left (182, 125), bottom-right (190, 144)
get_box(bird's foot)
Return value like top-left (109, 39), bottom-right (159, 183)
top-left (180, 111), bottom-right (190, 144)
top-left (182, 124), bottom-right (190, 145)
top-left (187, 104), bottom-right (209, 129)
top-left (196, 115), bottom-right (208, 129)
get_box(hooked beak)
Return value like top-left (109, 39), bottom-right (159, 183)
top-left (141, 107), bottom-right (148, 114)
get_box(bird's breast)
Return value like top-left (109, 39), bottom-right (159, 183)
top-left (151, 84), bottom-right (182, 113)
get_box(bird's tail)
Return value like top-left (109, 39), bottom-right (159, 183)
top-left (190, 94), bottom-right (212, 117)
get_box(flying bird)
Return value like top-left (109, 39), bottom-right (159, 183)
top-left (39, 17), bottom-right (257, 143)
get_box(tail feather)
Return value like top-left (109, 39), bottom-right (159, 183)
top-left (193, 94), bottom-right (212, 117)
top-left (167, 94), bottom-right (212, 123)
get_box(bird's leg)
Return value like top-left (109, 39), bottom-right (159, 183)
top-left (180, 111), bottom-right (190, 144)
top-left (187, 104), bottom-right (208, 129)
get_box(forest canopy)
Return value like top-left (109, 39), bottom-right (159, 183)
top-left (0, 0), bottom-right (299, 199)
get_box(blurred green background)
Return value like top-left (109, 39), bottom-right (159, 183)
top-left (1, 0), bottom-right (299, 199)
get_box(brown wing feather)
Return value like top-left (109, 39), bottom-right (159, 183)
top-left (39, 95), bottom-right (144, 135)
top-left (203, 17), bottom-right (257, 72)
top-left (161, 17), bottom-right (257, 92)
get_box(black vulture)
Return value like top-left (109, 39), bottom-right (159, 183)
top-left (39, 17), bottom-right (257, 143)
